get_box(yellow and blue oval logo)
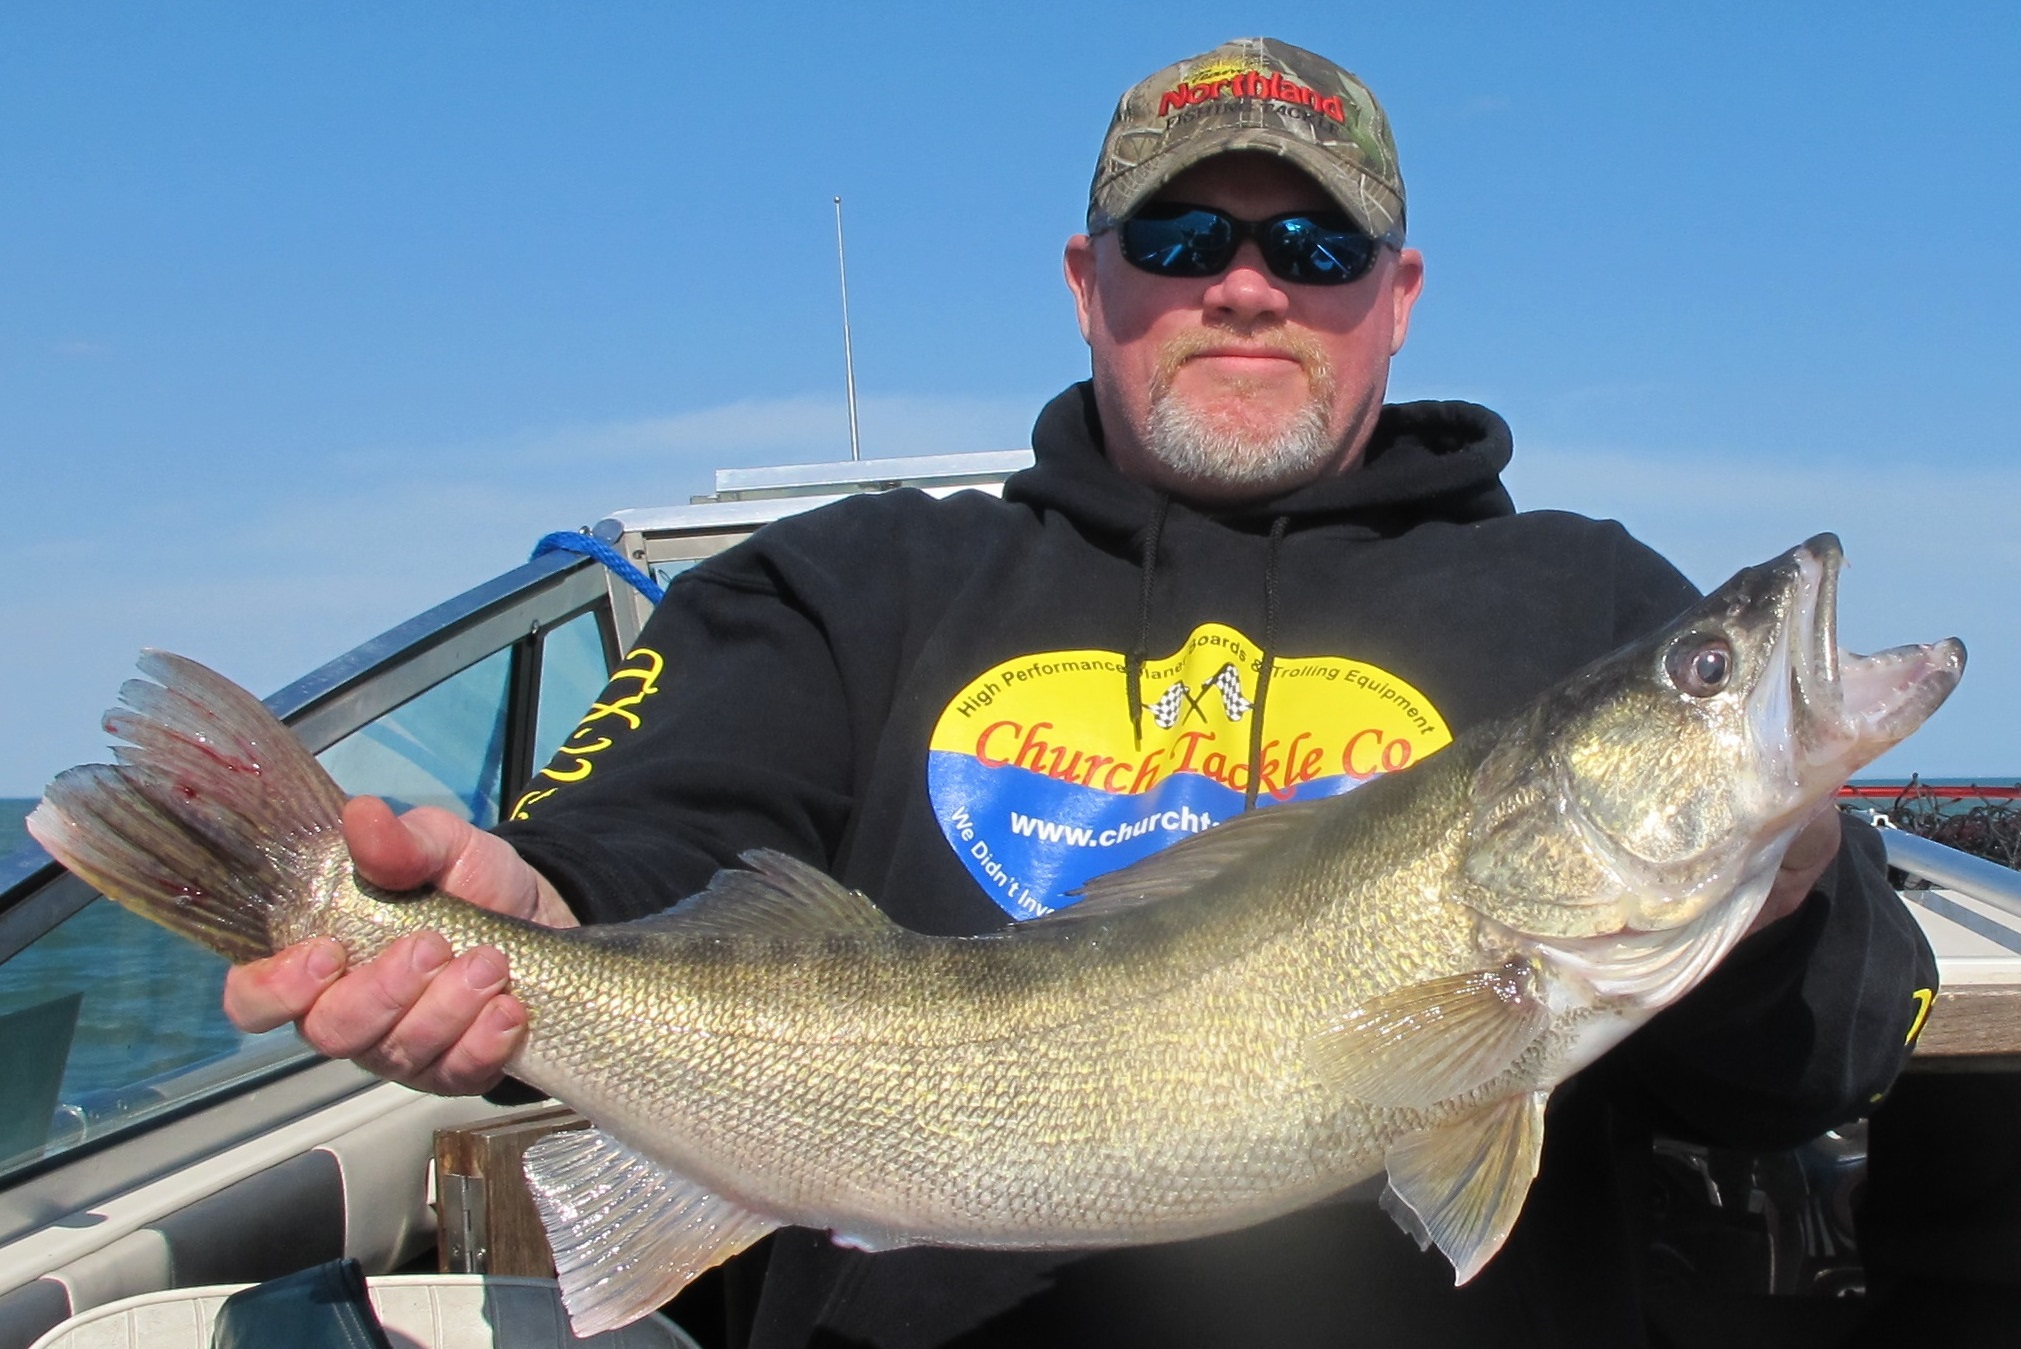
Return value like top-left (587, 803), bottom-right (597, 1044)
top-left (928, 624), bottom-right (1451, 919)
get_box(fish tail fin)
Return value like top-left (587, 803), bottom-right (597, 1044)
top-left (27, 650), bottom-right (348, 964)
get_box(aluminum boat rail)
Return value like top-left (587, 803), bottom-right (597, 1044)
top-left (1885, 830), bottom-right (2021, 918)
top-left (1881, 829), bottom-right (2021, 1060)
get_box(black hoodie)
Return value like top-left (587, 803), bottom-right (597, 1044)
top-left (495, 384), bottom-right (1933, 1349)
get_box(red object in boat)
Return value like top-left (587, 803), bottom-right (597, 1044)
top-left (1838, 783), bottom-right (2021, 801)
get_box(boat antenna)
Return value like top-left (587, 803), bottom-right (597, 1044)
top-left (833, 195), bottom-right (862, 461)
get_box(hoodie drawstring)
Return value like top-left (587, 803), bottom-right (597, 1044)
top-left (1126, 494), bottom-right (1171, 750)
top-left (1243, 516), bottom-right (1288, 813)
top-left (1124, 501), bottom-right (1287, 812)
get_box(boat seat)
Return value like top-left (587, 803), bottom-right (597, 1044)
top-left (26, 1273), bottom-right (697, 1349)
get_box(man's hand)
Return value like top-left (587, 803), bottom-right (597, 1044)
top-left (1745, 804), bottom-right (1843, 937)
top-left (221, 796), bottom-right (578, 1095)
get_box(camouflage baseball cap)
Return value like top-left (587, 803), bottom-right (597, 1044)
top-left (1088, 38), bottom-right (1405, 244)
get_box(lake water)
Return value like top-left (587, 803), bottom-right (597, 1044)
top-left (1, 798), bottom-right (30, 860)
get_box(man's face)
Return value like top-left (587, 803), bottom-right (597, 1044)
top-left (1063, 153), bottom-right (1424, 502)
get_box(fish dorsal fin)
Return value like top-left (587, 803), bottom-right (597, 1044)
top-left (523, 1126), bottom-right (779, 1337)
top-left (1047, 799), bottom-right (1333, 921)
top-left (1305, 959), bottom-right (1548, 1109)
top-left (623, 849), bottom-right (900, 941)
top-left (1380, 1089), bottom-right (1549, 1285)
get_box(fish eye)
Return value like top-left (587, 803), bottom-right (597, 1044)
top-left (1667, 637), bottom-right (1733, 697)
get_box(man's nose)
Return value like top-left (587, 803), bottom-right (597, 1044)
top-left (1201, 242), bottom-right (1290, 323)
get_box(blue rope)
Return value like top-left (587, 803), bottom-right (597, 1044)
top-left (531, 531), bottom-right (665, 605)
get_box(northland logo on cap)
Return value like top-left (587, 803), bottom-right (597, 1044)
top-left (1156, 67), bottom-right (1348, 124)
top-left (1088, 38), bottom-right (1405, 241)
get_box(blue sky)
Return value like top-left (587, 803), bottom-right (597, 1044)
top-left (3, 2), bottom-right (2015, 793)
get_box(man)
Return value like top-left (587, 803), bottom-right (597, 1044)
top-left (225, 38), bottom-right (1928, 1347)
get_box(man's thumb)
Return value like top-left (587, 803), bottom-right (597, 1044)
top-left (341, 795), bottom-right (442, 891)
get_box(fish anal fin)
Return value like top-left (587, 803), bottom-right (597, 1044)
top-left (1051, 798), bottom-right (1334, 920)
top-left (620, 848), bottom-right (899, 941)
top-left (1378, 1179), bottom-right (1433, 1252)
top-left (1381, 1089), bottom-right (1548, 1285)
top-left (1305, 959), bottom-right (1547, 1108)
top-left (523, 1126), bottom-right (778, 1337)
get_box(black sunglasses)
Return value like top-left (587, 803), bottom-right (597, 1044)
top-left (1116, 203), bottom-right (1385, 286)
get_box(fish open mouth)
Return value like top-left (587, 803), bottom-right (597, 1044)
top-left (1782, 533), bottom-right (1965, 784)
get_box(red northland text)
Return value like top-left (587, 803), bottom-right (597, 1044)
top-left (1157, 71), bottom-right (1347, 123)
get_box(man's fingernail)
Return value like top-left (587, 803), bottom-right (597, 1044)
top-left (462, 948), bottom-right (509, 992)
top-left (409, 936), bottom-right (451, 974)
top-left (306, 943), bottom-right (343, 981)
top-left (481, 1000), bottom-right (524, 1036)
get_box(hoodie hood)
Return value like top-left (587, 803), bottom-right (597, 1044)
top-left (1003, 382), bottom-right (1516, 543)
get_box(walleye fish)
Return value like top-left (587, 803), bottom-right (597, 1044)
top-left (29, 534), bottom-right (1961, 1335)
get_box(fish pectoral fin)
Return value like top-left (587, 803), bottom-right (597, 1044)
top-left (1304, 959), bottom-right (1547, 1108)
top-left (1380, 1089), bottom-right (1548, 1285)
top-left (523, 1126), bottom-right (778, 1337)
top-left (1055, 798), bottom-right (1335, 917)
top-left (619, 848), bottom-right (899, 941)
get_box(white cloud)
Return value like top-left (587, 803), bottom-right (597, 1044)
top-left (541, 394), bottom-right (1034, 462)
top-left (337, 393), bottom-right (1038, 482)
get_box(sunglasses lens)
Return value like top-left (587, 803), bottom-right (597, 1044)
top-left (1118, 207), bottom-right (1235, 278)
top-left (1265, 215), bottom-right (1379, 285)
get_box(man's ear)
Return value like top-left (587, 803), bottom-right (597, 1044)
top-left (1063, 234), bottom-right (1099, 345)
top-left (1388, 247), bottom-right (1426, 356)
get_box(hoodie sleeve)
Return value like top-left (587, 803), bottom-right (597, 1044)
top-left (491, 539), bottom-right (862, 925)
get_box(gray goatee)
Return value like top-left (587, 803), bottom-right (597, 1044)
top-left (1142, 329), bottom-right (1339, 491)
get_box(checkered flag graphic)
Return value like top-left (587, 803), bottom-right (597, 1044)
top-left (1207, 663), bottom-right (1252, 722)
top-left (1148, 681), bottom-right (1190, 730)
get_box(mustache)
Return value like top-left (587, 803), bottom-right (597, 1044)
top-left (1151, 326), bottom-right (1334, 394)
